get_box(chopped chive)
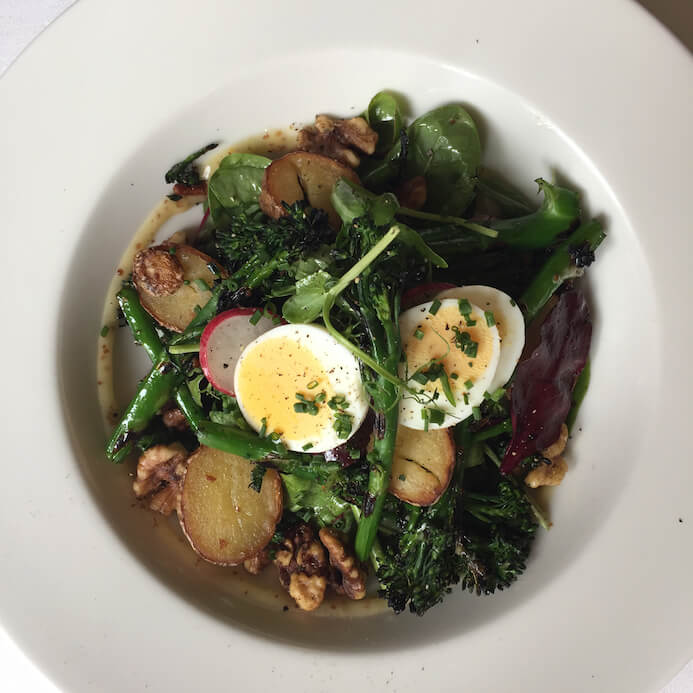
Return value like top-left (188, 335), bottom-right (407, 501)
top-left (464, 317), bottom-right (477, 327)
top-left (100, 325), bottom-right (109, 337)
top-left (464, 379), bottom-right (474, 390)
top-left (398, 474), bottom-right (406, 481)
top-left (249, 310), bottom-right (262, 326)
top-left (463, 393), bottom-right (470, 405)
top-left (413, 328), bottom-right (424, 340)
top-left (509, 298), bottom-right (517, 307)
top-left (302, 442), bottom-right (314, 451)
top-left (472, 406), bottom-right (482, 421)
top-left (421, 408), bottom-right (430, 432)
top-left (450, 372), bottom-right (459, 380)
top-left (307, 380), bottom-right (319, 389)
top-left (466, 342), bottom-right (478, 358)
top-left (333, 411), bottom-right (353, 438)
top-left (168, 246), bottom-right (177, 255)
top-left (490, 387), bottom-right (506, 402)
top-left (314, 391), bottom-right (326, 404)
top-left (429, 409), bottom-right (445, 425)
top-left (429, 299), bottom-right (442, 315)
top-left (458, 298), bottom-right (472, 315)
top-left (328, 395), bottom-right (348, 410)
top-left (269, 432), bottom-right (281, 442)
top-left (183, 279), bottom-right (190, 285)
top-left (293, 402), bottom-right (308, 413)
top-left (484, 311), bottom-right (496, 327)
top-left (193, 278), bottom-right (210, 292)
top-left (412, 371), bottom-right (428, 385)
top-left (259, 417), bottom-right (268, 437)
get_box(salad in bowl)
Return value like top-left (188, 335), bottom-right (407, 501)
top-left (101, 91), bottom-right (604, 615)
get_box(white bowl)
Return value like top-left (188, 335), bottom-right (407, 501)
top-left (1, 0), bottom-right (692, 690)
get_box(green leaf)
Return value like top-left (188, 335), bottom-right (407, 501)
top-left (367, 91), bottom-right (404, 154)
top-left (207, 153), bottom-right (271, 226)
top-left (331, 177), bottom-right (370, 224)
top-left (282, 269), bottom-right (336, 323)
top-left (405, 104), bottom-right (481, 215)
top-left (396, 223), bottom-right (448, 268)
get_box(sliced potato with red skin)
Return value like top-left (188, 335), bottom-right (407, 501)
top-left (258, 151), bottom-right (360, 229)
top-left (388, 426), bottom-right (455, 506)
top-left (136, 245), bottom-right (226, 333)
top-left (178, 446), bottom-right (282, 566)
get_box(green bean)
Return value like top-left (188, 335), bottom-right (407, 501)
top-left (175, 387), bottom-right (279, 460)
top-left (521, 220), bottom-right (605, 323)
top-left (116, 287), bottom-right (164, 361)
top-left (490, 179), bottom-right (580, 249)
top-left (105, 360), bottom-right (181, 461)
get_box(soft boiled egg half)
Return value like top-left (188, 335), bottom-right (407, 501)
top-left (399, 286), bottom-right (525, 430)
top-left (233, 324), bottom-right (369, 453)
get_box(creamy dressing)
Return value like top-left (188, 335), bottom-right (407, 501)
top-left (96, 128), bottom-right (386, 617)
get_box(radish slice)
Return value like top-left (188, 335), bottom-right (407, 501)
top-left (200, 309), bottom-right (279, 396)
top-left (401, 282), bottom-right (456, 310)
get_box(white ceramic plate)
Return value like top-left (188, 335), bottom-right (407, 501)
top-left (1, 0), bottom-right (692, 690)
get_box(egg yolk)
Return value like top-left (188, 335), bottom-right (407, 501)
top-left (235, 336), bottom-right (335, 442)
top-left (402, 304), bottom-right (497, 395)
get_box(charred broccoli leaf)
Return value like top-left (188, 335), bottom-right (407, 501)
top-left (164, 143), bottom-right (218, 186)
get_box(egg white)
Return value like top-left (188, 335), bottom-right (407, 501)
top-left (233, 324), bottom-right (369, 452)
top-left (435, 285), bottom-right (525, 391)
top-left (398, 299), bottom-right (501, 429)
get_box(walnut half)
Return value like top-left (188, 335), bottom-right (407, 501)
top-left (133, 443), bottom-right (188, 516)
top-left (274, 524), bottom-right (328, 611)
top-left (319, 528), bottom-right (367, 600)
top-left (298, 114), bottom-right (378, 169)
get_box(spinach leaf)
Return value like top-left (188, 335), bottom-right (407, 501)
top-left (165, 143), bottom-right (218, 185)
top-left (367, 91), bottom-right (404, 154)
top-left (207, 153), bottom-right (270, 226)
top-left (405, 104), bottom-right (481, 215)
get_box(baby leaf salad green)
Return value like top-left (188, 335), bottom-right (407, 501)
top-left (106, 91), bottom-right (606, 616)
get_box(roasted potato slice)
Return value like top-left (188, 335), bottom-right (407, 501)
top-left (258, 151), bottom-right (359, 229)
top-left (135, 244), bottom-right (225, 333)
top-left (389, 426), bottom-right (455, 506)
top-left (178, 446), bottom-right (282, 566)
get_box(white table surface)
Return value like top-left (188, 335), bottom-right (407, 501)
top-left (1, 1), bottom-right (691, 691)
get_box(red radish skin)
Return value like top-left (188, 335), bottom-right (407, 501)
top-left (199, 308), bottom-right (280, 396)
top-left (401, 282), bottom-right (456, 310)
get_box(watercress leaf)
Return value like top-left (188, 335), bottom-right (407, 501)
top-left (367, 91), bottom-right (404, 154)
top-left (405, 104), bottom-right (481, 216)
top-left (207, 153), bottom-right (271, 226)
top-left (282, 269), bottom-right (336, 323)
top-left (331, 177), bottom-right (372, 224)
top-left (395, 223), bottom-right (448, 268)
top-left (371, 192), bottom-right (399, 226)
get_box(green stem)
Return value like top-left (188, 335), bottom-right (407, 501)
top-left (566, 359), bottom-right (590, 432)
top-left (472, 419), bottom-right (512, 443)
top-left (168, 342), bottom-right (200, 354)
top-left (322, 225), bottom-right (404, 389)
top-left (396, 207), bottom-right (499, 238)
